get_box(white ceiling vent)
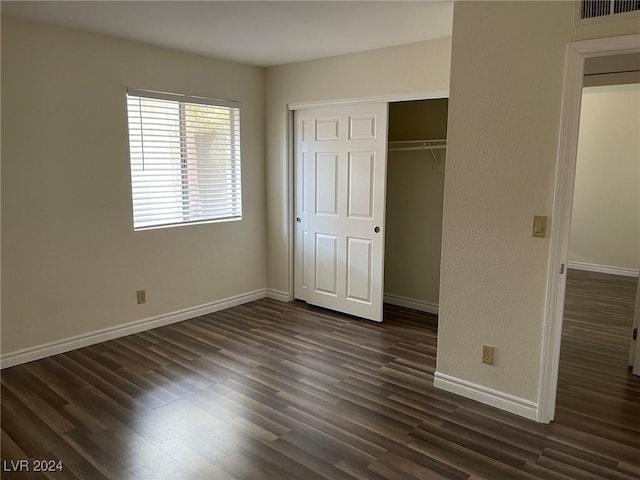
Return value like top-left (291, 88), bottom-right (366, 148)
top-left (580, 0), bottom-right (640, 19)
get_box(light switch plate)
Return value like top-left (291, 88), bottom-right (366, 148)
top-left (531, 215), bottom-right (547, 238)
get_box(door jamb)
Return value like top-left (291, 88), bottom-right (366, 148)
top-left (538, 33), bottom-right (640, 423)
top-left (286, 90), bottom-right (449, 303)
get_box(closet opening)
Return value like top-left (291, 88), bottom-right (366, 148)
top-left (384, 99), bottom-right (448, 318)
top-left (539, 46), bottom-right (640, 423)
top-left (291, 96), bottom-right (448, 324)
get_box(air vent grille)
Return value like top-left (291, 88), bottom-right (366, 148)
top-left (580, 0), bottom-right (640, 19)
top-left (614, 0), bottom-right (640, 13)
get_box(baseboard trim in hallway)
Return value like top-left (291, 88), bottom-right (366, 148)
top-left (567, 261), bottom-right (639, 277)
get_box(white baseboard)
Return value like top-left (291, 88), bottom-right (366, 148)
top-left (433, 371), bottom-right (538, 421)
top-left (384, 293), bottom-right (439, 315)
top-left (266, 289), bottom-right (291, 302)
top-left (1, 289), bottom-right (267, 369)
top-left (567, 261), bottom-right (639, 277)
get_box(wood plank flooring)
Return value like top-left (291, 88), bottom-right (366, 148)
top-left (556, 269), bottom-right (639, 448)
top-left (1, 271), bottom-right (639, 479)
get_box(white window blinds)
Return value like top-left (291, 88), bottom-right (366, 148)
top-left (126, 88), bottom-right (241, 230)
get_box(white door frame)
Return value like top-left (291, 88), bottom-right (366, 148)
top-left (286, 90), bottom-right (449, 303)
top-left (538, 34), bottom-right (640, 424)
top-left (632, 280), bottom-right (640, 373)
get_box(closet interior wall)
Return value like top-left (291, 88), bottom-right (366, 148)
top-left (385, 99), bottom-right (448, 310)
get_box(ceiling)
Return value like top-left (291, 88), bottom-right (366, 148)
top-left (1, 1), bottom-right (454, 67)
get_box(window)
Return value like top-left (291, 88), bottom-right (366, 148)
top-left (126, 88), bottom-right (241, 230)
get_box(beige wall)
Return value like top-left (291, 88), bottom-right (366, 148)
top-left (385, 100), bottom-right (448, 305)
top-left (438, 1), bottom-right (576, 402)
top-left (439, 1), bottom-right (639, 404)
top-left (569, 86), bottom-right (640, 271)
top-left (264, 38), bottom-right (452, 296)
top-left (1, 17), bottom-right (266, 355)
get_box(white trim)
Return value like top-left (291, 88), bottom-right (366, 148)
top-left (567, 261), bottom-right (639, 277)
top-left (572, 33), bottom-right (640, 56)
top-left (266, 289), bottom-right (292, 302)
top-left (287, 109), bottom-right (296, 303)
top-left (434, 371), bottom-right (538, 421)
top-left (383, 293), bottom-right (439, 315)
top-left (288, 90), bottom-right (449, 111)
top-left (0, 289), bottom-right (267, 369)
top-left (539, 34), bottom-right (640, 424)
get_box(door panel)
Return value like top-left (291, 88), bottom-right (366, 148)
top-left (346, 237), bottom-right (373, 303)
top-left (315, 153), bottom-right (339, 215)
top-left (315, 233), bottom-right (339, 296)
top-left (316, 117), bottom-right (340, 141)
top-left (348, 152), bottom-right (375, 219)
top-left (349, 115), bottom-right (377, 139)
top-left (294, 103), bottom-right (388, 321)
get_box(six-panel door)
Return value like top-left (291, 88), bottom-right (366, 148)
top-left (294, 103), bottom-right (388, 322)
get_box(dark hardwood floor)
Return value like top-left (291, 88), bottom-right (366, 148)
top-left (1, 271), bottom-right (639, 479)
top-left (556, 269), bottom-right (639, 450)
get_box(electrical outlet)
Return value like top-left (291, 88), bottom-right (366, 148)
top-left (482, 345), bottom-right (495, 365)
top-left (136, 289), bottom-right (146, 304)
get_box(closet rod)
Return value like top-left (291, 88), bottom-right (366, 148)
top-left (388, 139), bottom-right (447, 152)
top-left (388, 139), bottom-right (446, 144)
top-left (388, 145), bottom-right (446, 152)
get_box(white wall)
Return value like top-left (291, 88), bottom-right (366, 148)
top-left (569, 85), bottom-right (640, 273)
top-left (438, 1), bottom-right (639, 407)
top-left (438, 1), bottom-right (575, 403)
top-left (385, 100), bottom-right (448, 306)
top-left (264, 38), bottom-right (452, 296)
top-left (1, 17), bottom-right (266, 356)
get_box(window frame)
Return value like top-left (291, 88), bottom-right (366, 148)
top-left (125, 88), bottom-right (242, 231)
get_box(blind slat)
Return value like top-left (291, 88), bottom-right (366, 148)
top-left (132, 206), bottom-right (243, 217)
top-left (132, 193), bottom-right (241, 202)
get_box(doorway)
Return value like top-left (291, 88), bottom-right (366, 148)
top-left (539, 34), bottom-right (640, 423)
top-left (291, 97), bottom-right (448, 322)
top-left (556, 79), bottom-right (639, 426)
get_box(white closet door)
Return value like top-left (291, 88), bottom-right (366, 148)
top-left (294, 103), bottom-right (388, 322)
